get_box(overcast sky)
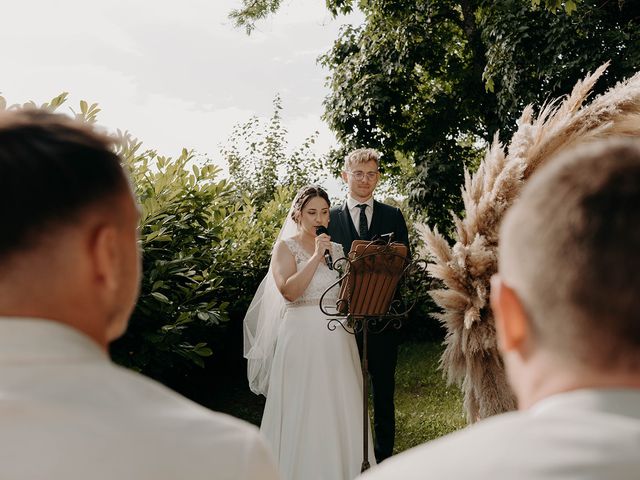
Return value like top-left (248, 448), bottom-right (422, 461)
top-left (1, 0), bottom-right (363, 171)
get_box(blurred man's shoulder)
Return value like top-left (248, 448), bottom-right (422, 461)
top-left (361, 411), bottom-right (531, 479)
top-left (363, 391), bottom-right (640, 479)
top-left (111, 362), bottom-right (257, 433)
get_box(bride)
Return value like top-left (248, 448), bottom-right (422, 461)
top-left (244, 185), bottom-right (374, 480)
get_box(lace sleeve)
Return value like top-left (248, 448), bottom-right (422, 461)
top-left (282, 238), bottom-right (309, 264)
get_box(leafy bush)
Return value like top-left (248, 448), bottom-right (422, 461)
top-left (211, 186), bottom-right (294, 319)
top-left (109, 136), bottom-right (236, 381)
top-left (111, 138), bottom-right (304, 391)
top-left (112, 133), bottom-right (305, 387)
top-left (222, 94), bottom-right (329, 208)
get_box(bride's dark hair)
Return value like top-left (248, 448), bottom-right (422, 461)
top-left (290, 185), bottom-right (330, 223)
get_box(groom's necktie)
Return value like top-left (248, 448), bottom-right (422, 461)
top-left (356, 204), bottom-right (369, 240)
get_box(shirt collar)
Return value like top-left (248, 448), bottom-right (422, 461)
top-left (346, 195), bottom-right (374, 210)
top-left (0, 317), bottom-right (108, 364)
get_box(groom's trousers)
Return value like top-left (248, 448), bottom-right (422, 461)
top-left (357, 328), bottom-right (399, 463)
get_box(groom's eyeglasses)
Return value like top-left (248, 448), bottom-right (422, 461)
top-left (348, 170), bottom-right (379, 181)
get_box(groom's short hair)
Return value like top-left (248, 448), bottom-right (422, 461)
top-left (344, 148), bottom-right (380, 171)
top-left (499, 139), bottom-right (640, 372)
top-left (0, 109), bottom-right (129, 262)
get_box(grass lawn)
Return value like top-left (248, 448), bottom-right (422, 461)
top-left (393, 341), bottom-right (466, 452)
top-left (208, 340), bottom-right (466, 455)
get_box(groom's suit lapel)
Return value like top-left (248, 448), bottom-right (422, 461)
top-left (369, 200), bottom-right (386, 238)
top-left (339, 200), bottom-right (388, 241)
top-left (339, 202), bottom-right (359, 247)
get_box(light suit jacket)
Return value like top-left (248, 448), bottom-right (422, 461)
top-left (0, 317), bottom-right (279, 480)
top-left (359, 388), bottom-right (640, 480)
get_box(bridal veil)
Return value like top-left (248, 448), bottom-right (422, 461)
top-left (243, 205), bottom-right (297, 396)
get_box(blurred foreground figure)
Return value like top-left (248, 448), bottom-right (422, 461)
top-left (360, 138), bottom-right (640, 480)
top-left (0, 110), bottom-right (278, 480)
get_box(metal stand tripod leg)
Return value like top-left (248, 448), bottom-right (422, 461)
top-left (361, 318), bottom-right (370, 473)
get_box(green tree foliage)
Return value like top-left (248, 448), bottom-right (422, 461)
top-left (321, 0), bottom-right (639, 236)
top-left (229, 0), bottom-right (583, 33)
top-left (230, 0), bottom-right (285, 34)
top-left (320, 0), bottom-right (490, 236)
top-left (222, 94), bottom-right (329, 208)
top-left (117, 133), bottom-right (299, 387)
top-left (532, 0), bottom-right (581, 14)
top-left (482, 1), bottom-right (640, 126)
top-left (110, 139), bottom-right (234, 380)
top-left (229, 0), bottom-right (638, 237)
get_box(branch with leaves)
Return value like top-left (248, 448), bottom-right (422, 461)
top-left (228, 0), bottom-right (584, 34)
top-left (0, 92), bottom-right (100, 123)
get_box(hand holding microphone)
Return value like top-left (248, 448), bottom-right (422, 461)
top-left (315, 226), bottom-right (333, 270)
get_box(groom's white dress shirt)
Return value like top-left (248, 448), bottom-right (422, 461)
top-left (346, 195), bottom-right (374, 234)
top-left (360, 388), bottom-right (640, 480)
top-left (0, 317), bottom-right (279, 480)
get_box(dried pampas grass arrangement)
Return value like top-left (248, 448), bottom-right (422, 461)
top-left (420, 62), bottom-right (640, 422)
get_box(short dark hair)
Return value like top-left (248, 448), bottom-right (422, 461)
top-left (500, 139), bottom-right (640, 370)
top-left (290, 185), bottom-right (330, 223)
top-left (0, 109), bottom-right (129, 260)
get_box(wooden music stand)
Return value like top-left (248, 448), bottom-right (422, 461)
top-left (321, 238), bottom-right (415, 472)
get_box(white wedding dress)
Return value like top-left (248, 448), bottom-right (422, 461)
top-left (260, 238), bottom-right (375, 480)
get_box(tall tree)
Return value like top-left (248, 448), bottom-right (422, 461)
top-left (230, 0), bottom-right (639, 236)
top-left (320, 0), bottom-right (639, 235)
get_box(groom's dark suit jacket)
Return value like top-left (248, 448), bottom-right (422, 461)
top-left (328, 198), bottom-right (409, 463)
top-left (328, 200), bottom-right (409, 257)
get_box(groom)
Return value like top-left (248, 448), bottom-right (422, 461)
top-left (328, 148), bottom-right (409, 462)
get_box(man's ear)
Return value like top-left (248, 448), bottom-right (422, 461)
top-left (90, 223), bottom-right (120, 295)
top-left (341, 170), bottom-right (349, 183)
top-left (491, 275), bottom-right (529, 354)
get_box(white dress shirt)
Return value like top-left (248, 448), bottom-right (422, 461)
top-left (359, 388), bottom-right (640, 480)
top-left (0, 317), bottom-right (279, 480)
top-left (346, 195), bottom-right (374, 236)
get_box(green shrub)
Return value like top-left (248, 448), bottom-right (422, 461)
top-left (211, 186), bottom-right (295, 320)
top-left (222, 94), bottom-right (329, 209)
top-left (111, 135), bottom-right (298, 386)
top-left (109, 135), bottom-right (237, 381)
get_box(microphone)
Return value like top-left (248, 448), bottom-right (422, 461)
top-left (315, 226), bottom-right (334, 270)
